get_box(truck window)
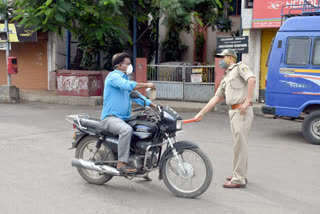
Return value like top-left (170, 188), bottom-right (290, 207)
top-left (266, 38), bottom-right (274, 67)
top-left (312, 38), bottom-right (320, 66)
top-left (286, 38), bottom-right (310, 66)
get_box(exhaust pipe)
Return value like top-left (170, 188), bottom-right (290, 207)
top-left (72, 158), bottom-right (120, 176)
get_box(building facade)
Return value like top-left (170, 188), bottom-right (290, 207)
top-left (0, 31), bottom-right (77, 91)
top-left (241, 0), bottom-right (319, 102)
top-left (158, 1), bottom-right (242, 64)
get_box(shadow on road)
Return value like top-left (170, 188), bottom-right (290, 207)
top-left (243, 183), bottom-right (319, 214)
top-left (77, 179), bottom-right (247, 213)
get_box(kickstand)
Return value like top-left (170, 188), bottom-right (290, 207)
top-left (124, 175), bottom-right (134, 180)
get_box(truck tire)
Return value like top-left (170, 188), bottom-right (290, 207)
top-left (302, 110), bottom-right (320, 145)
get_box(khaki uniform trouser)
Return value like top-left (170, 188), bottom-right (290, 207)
top-left (228, 106), bottom-right (254, 185)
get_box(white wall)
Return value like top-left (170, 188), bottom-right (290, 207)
top-left (54, 32), bottom-right (78, 70)
top-left (241, 0), bottom-right (264, 103)
top-left (180, 29), bottom-right (194, 63)
top-left (47, 32), bottom-right (56, 90)
top-left (158, 13), bottom-right (241, 64)
top-left (242, 29), bottom-right (261, 103)
top-left (241, 0), bottom-right (253, 29)
top-left (47, 31), bottom-right (78, 90)
top-left (158, 15), bottom-right (167, 63)
top-left (206, 27), bottom-right (217, 64)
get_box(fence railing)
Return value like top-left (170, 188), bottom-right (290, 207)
top-left (147, 64), bottom-right (215, 102)
top-left (147, 64), bottom-right (215, 83)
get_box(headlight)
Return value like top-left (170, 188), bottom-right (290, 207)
top-left (176, 120), bottom-right (183, 130)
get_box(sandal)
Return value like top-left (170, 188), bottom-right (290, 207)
top-left (117, 165), bottom-right (137, 176)
top-left (143, 174), bottom-right (152, 181)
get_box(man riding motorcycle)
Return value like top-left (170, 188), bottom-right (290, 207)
top-left (101, 53), bottom-right (156, 175)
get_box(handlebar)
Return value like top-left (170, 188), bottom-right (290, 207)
top-left (133, 107), bottom-right (145, 112)
top-left (132, 104), bottom-right (162, 121)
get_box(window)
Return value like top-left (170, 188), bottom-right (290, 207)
top-left (312, 38), bottom-right (320, 66)
top-left (266, 38), bottom-right (274, 67)
top-left (229, 0), bottom-right (242, 16)
top-left (286, 38), bottom-right (310, 65)
top-left (245, 0), bottom-right (253, 9)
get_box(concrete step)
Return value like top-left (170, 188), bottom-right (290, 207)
top-left (20, 90), bottom-right (103, 106)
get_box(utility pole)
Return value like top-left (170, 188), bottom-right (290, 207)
top-left (66, 30), bottom-right (71, 70)
top-left (133, 1), bottom-right (137, 72)
top-left (3, 0), bottom-right (10, 86)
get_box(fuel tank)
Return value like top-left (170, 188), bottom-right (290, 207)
top-left (127, 119), bottom-right (157, 140)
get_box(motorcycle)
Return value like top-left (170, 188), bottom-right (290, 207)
top-left (66, 91), bottom-right (213, 198)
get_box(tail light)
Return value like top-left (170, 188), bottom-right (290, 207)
top-left (73, 124), bottom-right (77, 129)
top-left (265, 75), bottom-right (267, 87)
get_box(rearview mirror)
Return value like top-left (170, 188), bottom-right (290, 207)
top-left (129, 91), bottom-right (140, 99)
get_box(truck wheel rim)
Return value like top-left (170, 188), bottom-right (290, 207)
top-left (311, 119), bottom-right (320, 139)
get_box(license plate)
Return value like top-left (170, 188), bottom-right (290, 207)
top-left (176, 131), bottom-right (185, 136)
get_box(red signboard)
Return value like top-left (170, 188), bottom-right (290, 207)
top-left (252, 0), bottom-right (320, 28)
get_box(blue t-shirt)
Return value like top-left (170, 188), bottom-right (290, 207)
top-left (101, 70), bottom-right (151, 120)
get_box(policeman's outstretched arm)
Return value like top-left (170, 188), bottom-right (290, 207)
top-left (193, 95), bottom-right (224, 121)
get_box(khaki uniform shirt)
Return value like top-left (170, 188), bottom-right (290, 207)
top-left (215, 62), bottom-right (256, 106)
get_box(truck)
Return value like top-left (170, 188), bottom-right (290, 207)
top-left (262, 2), bottom-right (320, 145)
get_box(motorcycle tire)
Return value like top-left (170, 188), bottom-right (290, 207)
top-left (162, 147), bottom-right (213, 198)
top-left (75, 136), bottom-right (115, 185)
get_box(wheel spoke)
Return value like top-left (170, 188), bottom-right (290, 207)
top-left (165, 149), bottom-right (207, 194)
top-left (79, 140), bottom-right (113, 179)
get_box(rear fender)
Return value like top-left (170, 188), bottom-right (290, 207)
top-left (71, 132), bottom-right (88, 149)
top-left (158, 141), bottom-right (198, 180)
top-left (102, 141), bottom-right (118, 154)
top-left (72, 133), bottom-right (118, 158)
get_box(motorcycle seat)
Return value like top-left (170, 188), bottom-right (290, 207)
top-left (74, 118), bottom-right (117, 137)
top-left (80, 118), bottom-right (104, 130)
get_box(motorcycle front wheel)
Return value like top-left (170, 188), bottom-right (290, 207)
top-left (75, 136), bottom-right (115, 185)
top-left (162, 148), bottom-right (213, 198)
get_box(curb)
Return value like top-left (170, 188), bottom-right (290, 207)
top-left (20, 91), bottom-right (103, 106)
top-left (19, 90), bottom-right (264, 116)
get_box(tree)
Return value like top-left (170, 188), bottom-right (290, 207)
top-left (153, 0), bottom-right (229, 62)
top-left (11, 0), bottom-right (129, 70)
top-left (4, 0), bottom-right (231, 68)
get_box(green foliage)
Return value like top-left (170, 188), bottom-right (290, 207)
top-left (4, 0), bottom-right (232, 68)
top-left (215, 18), bottom-right (232, 32)
top-left (195, 33), bottom-right (205, 62)
top-left (12, 0), bottom-right (129, 70)
top-left (155, 0), bottom-right (230, 62)
top-left (0, 2), bottom-right (14, 20)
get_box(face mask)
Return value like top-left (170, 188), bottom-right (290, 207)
top-left (218, 59), bottom-right (228, 69)
top-left (126, 64), bottom-right (133, 75)
top-left (121, 64), bottom-right (133, 75)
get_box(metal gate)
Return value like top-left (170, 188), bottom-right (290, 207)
top-left (147, 64), bottom-right (215, 102)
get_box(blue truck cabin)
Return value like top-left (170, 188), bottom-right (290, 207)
top-left (264, 16), bottom-right (320, 118)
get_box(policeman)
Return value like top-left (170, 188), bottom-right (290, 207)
top-left (194, 49), bottom-right (256, 188)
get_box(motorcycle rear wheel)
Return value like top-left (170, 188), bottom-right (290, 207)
top-left (162, 148), bottom-right (213, 198)
top-left (75, 136), bottom-right (115, 185)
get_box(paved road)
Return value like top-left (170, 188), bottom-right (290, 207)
top-left (0, 102), bottom-right (319, 214)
